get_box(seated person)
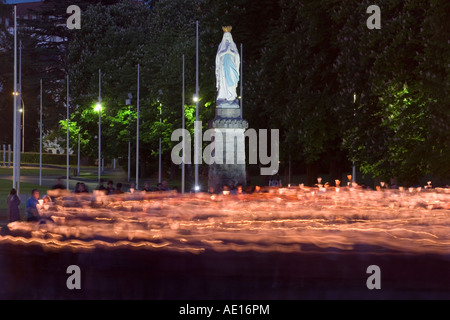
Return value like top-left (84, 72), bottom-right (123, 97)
top-left (143, 181), bottom-right (152, 192)
top-left (106, 180), bottom-right (115, 195)
top-left (26, 189), bottom-right (40, 222)
top-left (113, 183), bottom-right (124, 194)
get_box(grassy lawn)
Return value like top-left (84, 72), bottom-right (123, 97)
top-left (0, 165), bottom-right (106, 177)
top-left (0, 167), bottom-right (67, 176)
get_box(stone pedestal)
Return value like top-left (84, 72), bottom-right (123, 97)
top-left (208, 105), bottom-right (248, 193)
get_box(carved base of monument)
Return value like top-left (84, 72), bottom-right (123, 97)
top-left (208, 116), bottom-right (248, 193)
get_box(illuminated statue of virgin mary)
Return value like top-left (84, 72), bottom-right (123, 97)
top-left (216, 26), bottom-right (240, 106)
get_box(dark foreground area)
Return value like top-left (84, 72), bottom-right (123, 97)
top-left (1, 190), bottom-right (449, 300)
top-left (1, 242), bottom-right (449, 300)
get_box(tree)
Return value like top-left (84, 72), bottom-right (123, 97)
top-left (339, 0), bottom-right (450, 185)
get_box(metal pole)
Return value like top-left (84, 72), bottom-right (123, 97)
top-left (240, 43), bottom-right (243, 118)
top-left (20, 40), bottom-right (23, 153)
top-left (136, 64), bottom-right (140, 189)
top-left (352, 162), bottom-right (356, 183)
top-left (194, 20), bottom-right (199, 192)
top-left (77, 129), bottom-right (80, 177)
top-left (66, 75), bottom-right (70, 190)
top-left (8, 144), bottom-right (11, 167)
top-left (182, 55), bottom-right (185, 194)
top-left (289, 154), bottom-right (291, 186)
top-left (128, 141), bottom-right (131, 182)
top-left (20, 103), bottom-right (24, 153)
top-left (39, 79), bottom-right (42, 186)
top-left (13, 6), bottom-right (17, 190)
top-left (127, 98), bottom-right (131, 182)
top-left (158, 105), bottom-right (162, 184)
top-left (98, 69), bottom-right (101, 184)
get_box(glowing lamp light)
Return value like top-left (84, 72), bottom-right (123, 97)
top-left (193, 95), bottom-right (199, 103)
top-left (194, 185), bottom-right (200, 191)
top-left (12, 92), bottom-right (20, 96)
top-left (19, 108), bottom-right (23, 113)
top-left (94, 103), bottom-right (102, 112)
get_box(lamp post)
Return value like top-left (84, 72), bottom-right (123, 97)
top-left (136, 64), bottom-right (140, 189)
top-left (13, 6), bottom-right (18, 192)
top-left (195, 20), bottom-right (199, 192)
top-left (66, 74), bottom-right (70, 190)
top-left (182, 55), bottom-right (185, 194)
top-left (95, 101), bottom-right (102, 183)
top-left (126, 93), bottom-right (132, 182)
top-left (39, 79), bottom-right (42, 186)
top-left (97, 69), bottom-right (102, 184)
top-left (77, 127), bottom-right (80, 177)
top-left (158, 102), bottom-right (162, 184)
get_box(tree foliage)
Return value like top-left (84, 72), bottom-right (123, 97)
top-left (0, 0), bottom-right (448, 185)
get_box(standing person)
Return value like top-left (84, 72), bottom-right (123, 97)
top-left (26, 189), bottom-right (40, 222)
top-left (7, 188), bottom-right (21, 222)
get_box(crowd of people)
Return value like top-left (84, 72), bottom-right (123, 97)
top-left (5, 178), bottom-right (178, 223)
top-left (95, 179), bottom-right (174, 194)
top-left (7, 175), bottom-right (445, 224)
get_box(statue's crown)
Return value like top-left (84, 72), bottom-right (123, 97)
top-left (222, 26), bottom-right (232, 33)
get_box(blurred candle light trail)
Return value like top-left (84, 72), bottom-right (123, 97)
top-left (0, 188), bottom-right (449, 255)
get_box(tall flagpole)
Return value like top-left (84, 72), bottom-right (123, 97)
top-left (182, 55), bottom-right (185, 194)
top-left (128, 101), bottom-right (131, 182)
top-left (77, 128), bottom-right (80, 177)
top-left (240, 43), bottom-right (243, 118)
top-left (194, 20), bottom-right (199, 192)
top-left (19, 40), bottom-right (23, 153)
top-left (13, 6), bottom-right (17, 191)
top-left (136, 64), bottom-right (140, 189)
top-left (98, 69), bottom-right (101, 184)
top-left (126, 94), bottom-right (131, 182)
top-left (158, 104), bottom-right (162, 183)
top-left (39, 79), bottom-right (42, 186)
top-left (16, 34), bottom-right (21, 194)
top-left (66, 75), bottom-right (70, 190)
